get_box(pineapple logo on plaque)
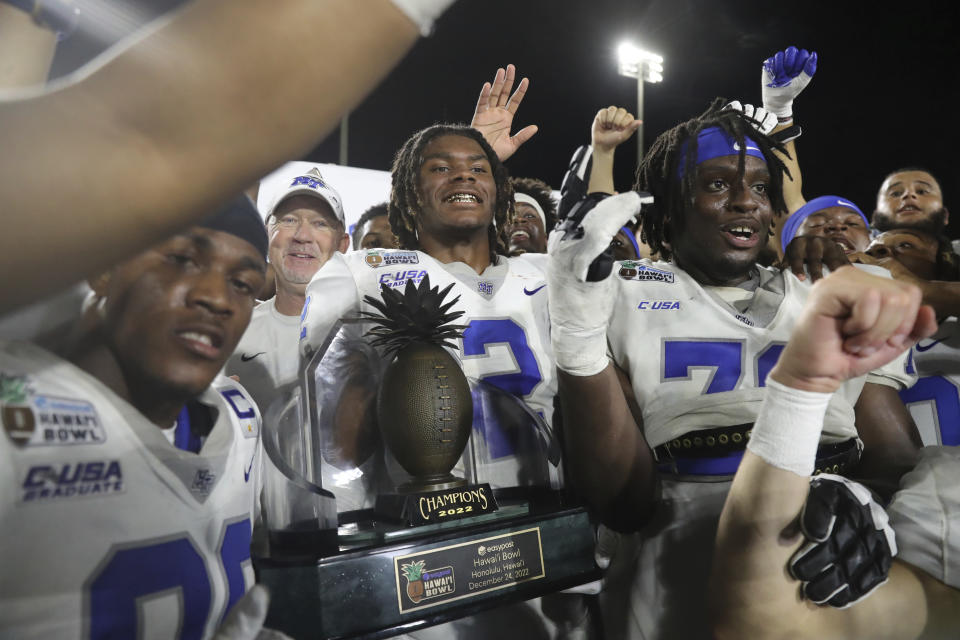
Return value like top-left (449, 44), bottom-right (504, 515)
top-left (400, 560), bottom-right (455, 604)
top-left (365, 251), bottom-right (384, 268)
top-left (1, 374), bottom-right (36, 446)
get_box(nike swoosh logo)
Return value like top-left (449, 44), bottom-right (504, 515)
top-left (524, 284), bottom-right (547, 296)
top-left (243, 432), bottom-right (260, 483)
top-left (240, 352), bottom-right (265, 362)
top-left (915, 339), bottom-right (944, 353)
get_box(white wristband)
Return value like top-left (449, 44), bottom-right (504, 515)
top-left (388, 0), bottom-right (455, 35)
top-left (551, 326), bottom-right (609, 377)
top-left (747, 378), bottom-right (832, 477)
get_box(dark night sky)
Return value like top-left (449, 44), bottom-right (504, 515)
top-left (53, 0), bottom-right (960, 235)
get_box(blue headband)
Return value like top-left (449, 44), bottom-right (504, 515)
top-left (620, 226), bottom-right (641, 258)
top-left (677, 126), bottom-right (765, 177)
top-left (780, 195), bottom-right (869, 252)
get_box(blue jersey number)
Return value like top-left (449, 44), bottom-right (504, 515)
top-left (899, 376), bottom-right (960, 445)
top-left (88, 519), bottom-right (251, 639)
top-left (663, 339), bottom-right (786, 393)
top-left (462, 319), bottom-right (543, 397)
top-left (461, 319), bottom-right (543, 459)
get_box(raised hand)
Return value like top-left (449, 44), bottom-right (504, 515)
top-left (723, 101), bottom-right (778, 135)
top-left (591, 106), bottom-right (641, 154)
top-left (761, 45), bottom-right (818, 120)
top-left (470, 64), bottom-right (538, 161)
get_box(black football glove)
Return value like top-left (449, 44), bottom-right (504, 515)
top-left (789, 473), bottom-right (896, 608)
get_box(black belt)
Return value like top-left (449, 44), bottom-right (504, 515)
top-left (654, 424), bottom-right (860, 477)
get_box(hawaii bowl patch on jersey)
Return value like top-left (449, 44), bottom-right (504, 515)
top-left (1, 374), bottom-right (106, 447)
top-left (618, 261), bottom-right (675, 283)
top-left (20, 460), bottom-right (123, 503)
top-left (364, 250), bottom-right (420, 269)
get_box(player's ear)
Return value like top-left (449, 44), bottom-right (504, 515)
top-left (337, 232), bottom-right (350, 254)
top-left (944, 207), bottom-right (950, 226)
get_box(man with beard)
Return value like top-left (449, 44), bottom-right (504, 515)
top-left (226, 167), bottom-right (348, 414)
top-left (547, 99), bottom-right (920, 639)
top-left (873, 168), bottom-right (949, 234)
top-left (0, 196), bottom-right (276, 638)
top-left (506, 177), bottom-right (556, 256)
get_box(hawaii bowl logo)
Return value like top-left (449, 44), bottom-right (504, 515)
top-left (365, 251), bottom-right (384, 268)
top-left (1, 374), bottom-right (35, 446)
top-left (401, 560), bottom-right (426, 603)
top-left (400, 560), bottom-right (455, 604)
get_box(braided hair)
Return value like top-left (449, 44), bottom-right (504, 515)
top-left (634, 97), bottom-right (790, 261)
top-left (388, 124), bottom-right (512, 264)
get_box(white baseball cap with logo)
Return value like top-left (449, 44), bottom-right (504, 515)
top-left (267, 166), bottom-right (345, 226)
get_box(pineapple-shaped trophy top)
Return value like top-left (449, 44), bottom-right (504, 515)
top-left (362, 275), bottom-right (474, 493)
top-left (363, 274), bottom-right (466, 356)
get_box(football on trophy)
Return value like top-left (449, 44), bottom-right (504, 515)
top-left (363, 275), bottom-right (473, 492)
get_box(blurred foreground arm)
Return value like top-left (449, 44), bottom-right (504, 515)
top-left (0, 0), bottom-right (446, 313)
top-left (0, 3), bottom-right (58, 88)
top-left (710, 267), bottom-right (958, 640)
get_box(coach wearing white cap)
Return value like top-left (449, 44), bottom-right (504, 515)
top-left (226, 166), bottom-right (349, 414)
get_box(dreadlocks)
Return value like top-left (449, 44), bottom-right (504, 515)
top-left (388, 124), bottom-right (513, 264)
top-left (634, 97), bottom-right (790, 261)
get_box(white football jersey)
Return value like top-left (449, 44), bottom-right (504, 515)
top-left (224, 297), bottom-right (301, 418)
top-left (887, 446), bottom-right (960, 589)
top-left (300, 249), bottom-right (557, 490)
top-left (0, 341), bottom-right (262, 639)
top-left (607, 261), bottom-right (914, 449)
top-left (900, 317), bottom-right (960, 446)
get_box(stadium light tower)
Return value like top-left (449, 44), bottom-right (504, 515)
top-left (617, 42), bottom-right (664, 162)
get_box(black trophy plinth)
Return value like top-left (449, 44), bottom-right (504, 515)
top-left (254, 504), bottom-right (600, 639)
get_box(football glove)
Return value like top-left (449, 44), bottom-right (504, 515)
top-left (761, 46), bottom-right (818, 120)
top-left (789, 474), bottom-right (896, 608)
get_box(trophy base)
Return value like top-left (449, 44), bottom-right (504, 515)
top-left (255, 506), bottom-right (601, 640)
top-left (375, 482), bottom-right (498, 526)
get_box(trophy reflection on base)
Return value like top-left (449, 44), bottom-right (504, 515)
top-left (254, 278), bottom-right (599, 638)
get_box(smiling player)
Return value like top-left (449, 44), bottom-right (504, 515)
top-left (0, 196), bottom-right (271, 638)
top-left (548, 99), bottom-right (921, 639)
top-left (301, 125), bottom-right (557, 487)
top-left (506, 177), bottom-right (557, 256)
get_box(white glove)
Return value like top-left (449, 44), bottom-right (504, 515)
top-left (724, 101), bottom-right (778, 135)
top-left (547, 191), bottom-right (647, 376)
top-left (389, 0), bottom-right (456, 35)
top-left (761, 46), bottom-right (818, 120)
top-left (212, 585), bottom-right (293, 640)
